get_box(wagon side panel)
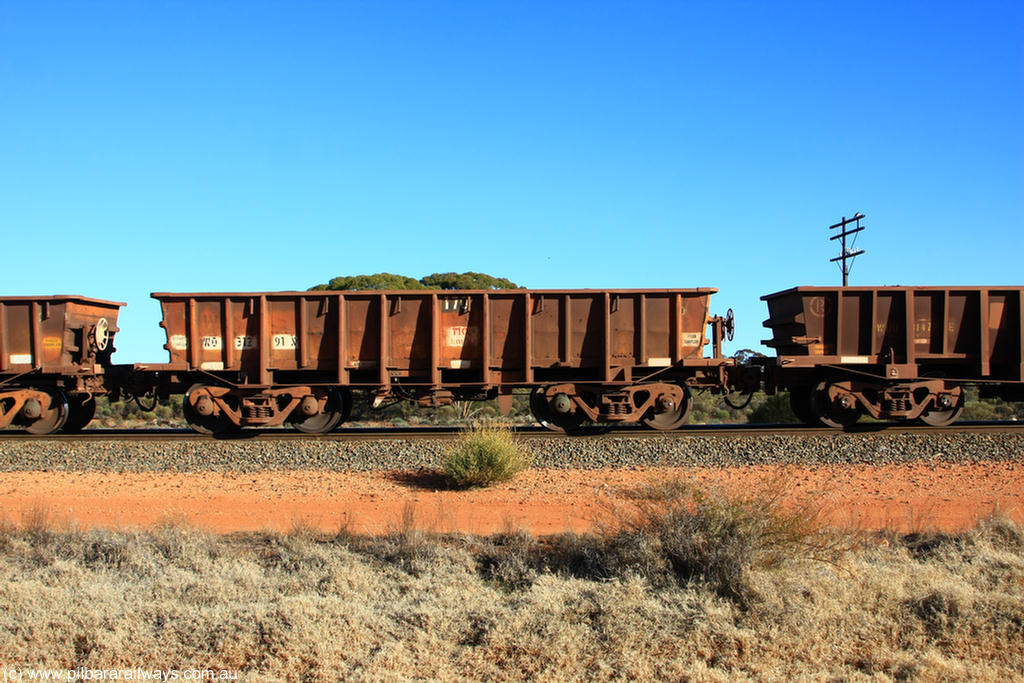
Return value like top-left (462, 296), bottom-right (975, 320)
top-left (488, 293), bottom-right (526, 384)
top-left (678, 291), bottom-right (712, 360)
top-left (438, 293), bottom-right (481, 374)
top-left (0, 300), bottom-right (35, 372)
top-left (1, 297), bottom-right (122, 374)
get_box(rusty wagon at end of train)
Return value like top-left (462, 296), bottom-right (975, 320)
top-left (125, 288), bottom-right (757, 434)
top-left (759, 286), bottom-right (1024, 428)
top-left (0, 295), bottom-right (123, 434)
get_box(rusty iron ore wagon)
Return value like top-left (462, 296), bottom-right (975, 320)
top-left (131, 288), bottom-right (751, 434)
top-left (0, 296), bottom-right (123, 433)
top-left (761, 286), bottom-right (1024, 427)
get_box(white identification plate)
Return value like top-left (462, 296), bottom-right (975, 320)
top-left (273, 334), bottom-right (298, 350)
top-left (446, 326), bottom-right (468, 347)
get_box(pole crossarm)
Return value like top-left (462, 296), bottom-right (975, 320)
top-left (830, 213), bottom-right (866, 286)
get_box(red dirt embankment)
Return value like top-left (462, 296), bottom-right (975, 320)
top-left (1, 461), bottom-right (1021, 535)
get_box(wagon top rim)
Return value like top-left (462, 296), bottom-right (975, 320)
top-left (0, 295), bottom-right (126, 307)
top-left (150, 288), bottom-right (721, 299)
top-left (762, 285), bottom-right (1024, 301)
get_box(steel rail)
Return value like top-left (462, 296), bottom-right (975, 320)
top-left (0, 421), bottom-right (1021, 442)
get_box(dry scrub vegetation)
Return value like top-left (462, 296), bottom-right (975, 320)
top-left (1, 484), bottom-right (1022, 682)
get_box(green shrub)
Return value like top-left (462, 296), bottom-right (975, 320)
top-left (747, 391), bottom-right (800, 423)
top-left (443, 424), bottom-right (533, 488)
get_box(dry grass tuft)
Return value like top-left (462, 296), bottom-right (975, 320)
top-left (468, 476), bottom-right (856, 605)
top-left (604, 477), bottom-right (847, 604)
top-left (21, 501), bottom-right (54, 545)
top-left (442, 422), bottom-right (533, 488)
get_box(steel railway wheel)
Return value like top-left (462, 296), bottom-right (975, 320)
top-left (788, 386), bottom-right (820, 426)
top-left (809, 379), bottom-right (861, 429)
top-left (62, 395), bottom-right (97, 433)
top-left (919, 386), bottom-right (965, 426)
top-left (529, 387), bottom-right (585, 433)
top-left (291, 389), bottom-right (351, 434)
top-left (183, 384), bottom-right (236, 435)
top-left (23, 390), bottom-right (69, 435)
top-left (642, 385), bottom-right (692, 431)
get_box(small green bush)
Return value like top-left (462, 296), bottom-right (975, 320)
top-left (443, 424), bottom-right (533, 488)
top-left (747, 391), bottom-right (800, 423)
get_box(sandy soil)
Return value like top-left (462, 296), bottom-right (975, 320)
top-left (1, 461), bottom-right (1021, 535)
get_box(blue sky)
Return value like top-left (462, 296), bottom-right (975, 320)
top-left (2, 1), bottom-right (1021, 362)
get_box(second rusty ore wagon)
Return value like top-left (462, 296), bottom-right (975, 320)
top-left (761, 286), bottom-right (1024, 427)
top-left (131, 289), bottom-right (750, 433)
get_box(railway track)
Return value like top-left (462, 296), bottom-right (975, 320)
top-left (0, 421), bottom-right (1021, 442)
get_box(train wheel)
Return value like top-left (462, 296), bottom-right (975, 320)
top-left (529, 387), bottom-right (584, 433)
top-left (788, 387), bottom-right (820, 426)
top-left (183, 384), bottom-right (236, 435)
top-left (24, 390), bottom-right (69, 435)
top-left (62, 395), bottom-right (97, 433)
top-left (919, 385), bottom-right (965, 426)
top-left (292, 389), bottom-right (350, 434)
top-left (809, 379), bottom-right (861, 429)
top-left (642, 385), bottom-right (692, 430)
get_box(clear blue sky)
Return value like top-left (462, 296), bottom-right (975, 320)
top-left (2, 1), bottom-right (1021, 362)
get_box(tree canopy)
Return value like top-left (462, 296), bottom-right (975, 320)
top-left (420, 272), bottom-right (520, 290)
top-left (309, 273), bottom-right (425, 291)
top-left (310, 272), bottom-right (520, 291)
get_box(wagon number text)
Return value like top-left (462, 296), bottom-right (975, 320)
top-left (273, 334), bottom-right (298, 350)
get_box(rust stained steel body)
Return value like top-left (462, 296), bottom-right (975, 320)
top-left (761, 286), bottom-right (1024, 427)
top-left (0, 295), bottom-right (124, 433)
top-left (142, 289), bottom-right (745, 433)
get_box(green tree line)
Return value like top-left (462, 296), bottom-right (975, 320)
top-left (310, 272), bottom-right (521, 291)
